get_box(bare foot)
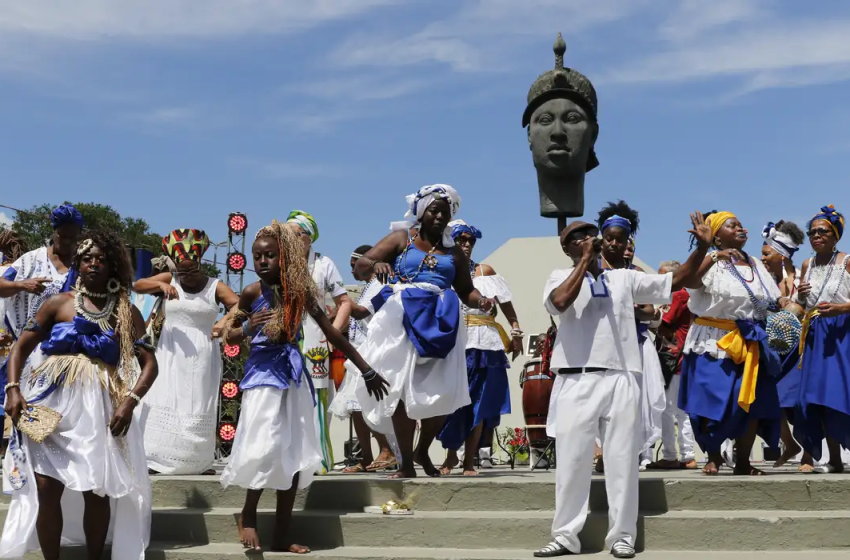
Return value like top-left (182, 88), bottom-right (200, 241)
top-left (238, 514), bottom-right (261, 551)
top-left (271, 542), bottom-right (310, 554)
top-left (702, 461), bottom-right (720, 476)
top-left (799, 464), bottom-right (816, 473)
top-left (595, 456), bottom-right (604, 474)
top-left (682, 459), bottom-right (698, 469)
top-left (462, 469), bottom-right (479, 476)
top-left (773, 442), bottom-right (802, 468)
top-left (439, 455), bottom-right (459, 476)
top-left (414, 448), bottom-right (441, 478)
top-left (388, 466), bottom-right (417, 479)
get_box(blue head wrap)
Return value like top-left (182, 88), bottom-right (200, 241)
top-left (449, 219), bottom-right (482, 241)
top-left (810, 205), bottom-right (845, 240)
top-left (50, 204), bottom-right (84, 230)
top-left (601, 215), bottom-right (632, 237)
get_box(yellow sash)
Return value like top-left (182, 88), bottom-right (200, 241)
top-left (797, 308), bottom-right (820, 369)
top-left (464, 314), bottom-right (511, 353)
top-left (694, 317), bottom-right (759, 412)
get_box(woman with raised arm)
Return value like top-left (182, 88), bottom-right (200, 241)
top-left (220, 222), bottom-right (387, 553)
top-left (133, 229), bottom-right (239, 475)
top-left (353, 185), bottom-right (495, 479)
top-left (679, 211), bottom-right (783, 476)
top-left (793, 206), bottom-right (850, 473)
top-left (438, 220), bottom-right (523, 476)
top-left (1, 230), bottom-right (157, 560)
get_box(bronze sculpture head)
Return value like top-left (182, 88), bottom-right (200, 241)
top-left (524, 33), bottom-right (599, 220)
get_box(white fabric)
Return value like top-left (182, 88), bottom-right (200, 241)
top-left (660, 375), bottom-right (695, 462)
top-left (548, 370), bottom-right (640, 553)
top-left (0, 375), bottom-right (151, 559)
top-left (389, 184), bottom-right (461, 248)
top-left (762, 223), bottom-right (801, 259)
top-left (684, 260), bottom-right (781, 359)
top-left (143, 277), bottom-right (222, 475)
top-left (465, 274), bottom-right (513, 351)
top-left (302, 250), bottom-right (346, 390)
top-left (331, 279), bottom-right (384, 418)
top-left (637, 334), bottom-right (666, 451)
top-left (543, 268), bottom-right (673, 373)
top-left (220, 384), bottom-right (322, 491)
top-left (801, 255), bottom-right (850, 308)
top-left (353, 282), bottom-right (470, 434)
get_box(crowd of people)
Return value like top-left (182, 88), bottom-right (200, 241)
top-left (0, 193), bottom-right (849, 559)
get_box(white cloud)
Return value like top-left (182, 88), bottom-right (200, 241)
top-left (0, 212), bottom-right (12, 227)
top-left (0, 0), bottom-right (404, 40)
top-left (658, 0), bottom-right (764, 41)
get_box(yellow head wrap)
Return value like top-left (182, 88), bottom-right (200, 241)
top-left (706, 211), bottom-right (737, 240)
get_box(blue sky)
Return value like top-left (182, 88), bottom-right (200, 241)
top-left (1, 0), bottom-right (850, 282)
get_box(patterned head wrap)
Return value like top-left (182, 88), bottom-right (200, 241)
top-left (601, 215), bottom-right (632, 237)
top-left (706, 211), bottom-right (737, 239)
top-left (762, 222), bottom-right (801, 258)
top-left (50, 204), bottom-right (84, 229)
top-left (390, 184), bottom-right (461, 247)
top-left (162, 229), bottom-right (210, 263)
top-left (810, 205), bottom-right (845, 240)
top-left (286, 211), bottom-right (319, 243)
top-left (449, 219), bottom-right (482, 241)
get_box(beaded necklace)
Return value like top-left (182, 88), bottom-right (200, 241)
top-left (469, 259), bottom-right (477, 278)
top-left (721, 257), bottom-right (773, 321)
top-left (395, 232), bottom-right (440, 283)
top-left (74, 280), bottom-right (117, 332)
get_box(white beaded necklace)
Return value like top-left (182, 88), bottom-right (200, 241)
top-left (74, 279), bottom-right (117, 332)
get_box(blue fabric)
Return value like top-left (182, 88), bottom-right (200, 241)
top-left (240, 284), bottom-right (314, 400)
top-left (0, 360), bottom-right (6, 414)
top-left (776, 346), bottom-right (802, 412)
top-left (400, 288), bottom-right (460, 359)
top-left (2, 267), bottom-right (16, 281)
top-left (50, 204), bottom-right (84, 229)
top-left (134, 249), bottom-right (154, 281)
top-left (450, 223), bottom-right (482, 240)
top-left (812, 206), bottom-right (844, 239)
top-left (601, 215), bottom-right (632, 236)
top-left (792, 313), bottom-right (850, 460)
top-left (40, 316), bottom-right (119, 365)
top-left (61, 266), bottom-right (78, 293)
top-left (393, 244), bottom-right (455, 290)
top-left (679, 351), bottom-right (781, 453)
top-left (637, 322), bottom-right (649, 344)
top-left (438, 349), bottom-right (511, 451)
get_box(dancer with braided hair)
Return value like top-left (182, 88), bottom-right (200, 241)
top-left (1, 230), bottom-right (157, 560)
top-left (221, 221), bottom-right (387, 553)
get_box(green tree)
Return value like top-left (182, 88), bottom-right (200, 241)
top-left (10, 202), bottom-right (221, 277)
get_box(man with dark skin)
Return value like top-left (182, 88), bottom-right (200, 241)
top-left (3, 231), bottom-right (157, 560)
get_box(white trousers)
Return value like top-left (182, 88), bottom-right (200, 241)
top-left (549, 370), bottom-right (640, 553)
top-left (660, 375), bottom-right (695, 462)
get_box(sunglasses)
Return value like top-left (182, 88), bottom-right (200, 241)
top-left (455, 235), bottom-right (477, 246)
top-left (807, 227), bottom-right (833, 238)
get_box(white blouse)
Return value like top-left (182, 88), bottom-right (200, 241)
top-left (801, 255), bottom-right (850, 308)
top-left (684, 258), bottom-right (781, 359)
top-left (463, 274), bottom-right (513, 352)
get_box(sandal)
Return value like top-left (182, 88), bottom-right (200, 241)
top-left (366, 458), bottom-right (399, 472)
top-left (343, 464), bottom-right (367, 474)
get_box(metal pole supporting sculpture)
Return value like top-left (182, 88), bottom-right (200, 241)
top-left (523, 33), bottom-right (599, 234)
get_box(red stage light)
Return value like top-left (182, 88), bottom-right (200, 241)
top-left (227, 252), bottom-right (246, 273)
top-left (228, 212), bottom-right (248, 235)
top-left (221, 381), bottom-right (239, 399)
top-left (224, 343), bottom-right (240, 358)
top-left (219, 423), bottom-right (237, 442)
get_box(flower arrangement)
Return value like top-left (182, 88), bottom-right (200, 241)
top-left (497, 426), bottom-right (530, 465)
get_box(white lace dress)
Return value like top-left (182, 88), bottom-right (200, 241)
top-left (142, 277), bottom-right (222, 474)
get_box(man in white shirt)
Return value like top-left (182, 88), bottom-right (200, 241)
top-left (534, 215), bottom-right (710, 558)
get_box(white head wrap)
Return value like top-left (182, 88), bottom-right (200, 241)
top-left (762, 222), bottom-right (800, 259)
top-left (390, 184), bottom-right (461, 247)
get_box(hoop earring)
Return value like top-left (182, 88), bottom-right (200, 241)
top-left (107, 278), bottom-right (121, 294)
top-left (834, 245), bottom-right (839, 254)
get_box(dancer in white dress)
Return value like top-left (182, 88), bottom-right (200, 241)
top-left (352, 184), bottom-right (495, 478)
top-left (220, 221), bottom-right (387, 553)
top-left (1, 230), bottom-right (158, 560)
top-left (285, 210), bottom-right (352, 474)
top-left (133, 229), bottom-right (239, 474)
top-left (330, 244), bottom-right (398, 473)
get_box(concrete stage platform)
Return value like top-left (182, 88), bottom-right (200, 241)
top-left (2, 466), bottom-right (849, 558)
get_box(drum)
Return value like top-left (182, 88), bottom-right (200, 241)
top-left (330, 349), bottom-right (347, 391)
top-left (520, 358), bottom-right (555, 449)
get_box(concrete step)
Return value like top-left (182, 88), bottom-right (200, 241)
top-left (8, 507), bottom-right (850, 551)
top-left (22, 545), bottom-right (850, 560)
top-left (5, 469), bottom-right (849, 512)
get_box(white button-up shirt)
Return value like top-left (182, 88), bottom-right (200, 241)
top-left (543, 268), bottom-right (672, 374)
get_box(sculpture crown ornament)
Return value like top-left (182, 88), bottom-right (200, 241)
top-left (522, 33), bottom-right (598, 132)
